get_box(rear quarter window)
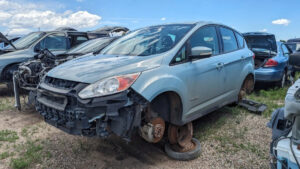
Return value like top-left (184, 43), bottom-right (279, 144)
top-left (235, 32), bottom-right (245, 49)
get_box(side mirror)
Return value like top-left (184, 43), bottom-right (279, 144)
top-left (190, 46), bottom-right (213, 59)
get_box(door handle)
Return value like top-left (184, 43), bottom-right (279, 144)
top-left (241, 56), bottom-right (246, 60)
top-left (216, 62), bottom-right (224, 70)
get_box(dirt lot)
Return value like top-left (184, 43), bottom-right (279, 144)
top-left (0, 81), bottom-right (294, 169)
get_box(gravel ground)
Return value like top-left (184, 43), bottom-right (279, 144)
top-left (0, 85), bottom-right (272, 169)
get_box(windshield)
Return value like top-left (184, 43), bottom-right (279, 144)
top-left (66, 38), bottom-right (112, 54)
top-left (101, 24), bottom-right (194, 56)
top-left (6, 32), bottom-right (45, 50)
top-left (244, 35), bottom-right (277, 53)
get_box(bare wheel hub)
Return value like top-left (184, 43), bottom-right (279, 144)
top-left (168, 122), bottom-right (195, 152)
top-left (239, 76), bottom-right (254, 101)
top-left (140, 117), bottom-right (165, 143)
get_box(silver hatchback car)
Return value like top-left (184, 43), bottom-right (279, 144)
top-left (35, 22), bottom-right (254, 160)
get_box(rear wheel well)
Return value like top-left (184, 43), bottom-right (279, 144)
top-left (242, 73), bottom-right (255, 94)
top-left (150, 91), bottom-right (183, 124)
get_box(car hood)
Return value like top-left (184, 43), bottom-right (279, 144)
top-left (0, 49), bottom-right (32, 60)
top-left (47, 54), bottom-right (163, 84)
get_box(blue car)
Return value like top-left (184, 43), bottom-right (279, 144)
top-left (243, 32), bottom-right (292, 87)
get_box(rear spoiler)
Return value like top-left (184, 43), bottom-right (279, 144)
top-left (0, 32), bottom-right (17, 50)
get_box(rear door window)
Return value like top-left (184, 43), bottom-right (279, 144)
top-left (70, 35), bottom-right (89, 47)
top-left (220, 27), bottom-right (238, 53)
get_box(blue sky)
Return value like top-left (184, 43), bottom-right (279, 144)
top-left (0, 0), bottom-right (299, 40)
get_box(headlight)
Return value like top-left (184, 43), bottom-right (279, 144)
top-left (78, 72), bottom-right (140, 99)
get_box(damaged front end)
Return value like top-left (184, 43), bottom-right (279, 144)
top-left (35, 76), bottom-right (148, 140)
top-left (14, 49), bottom-right (82, 110)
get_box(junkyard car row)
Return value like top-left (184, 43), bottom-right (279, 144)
top-left (0, 21), bottom-right (299, 163)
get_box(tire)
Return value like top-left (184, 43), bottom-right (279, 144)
top-left (165, 138), bottom-right (201, 161)
top-left (277, 72), bottom-right (286, 88)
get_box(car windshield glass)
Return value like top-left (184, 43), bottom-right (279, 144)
top-left (66, 38), bottom-right (112, 54)
top-left (244, 35), bottom-right (277, 53)
top-left (6, 32), bottom-right (45, 50)
top-left (101, 24), bottom-right (193, 56)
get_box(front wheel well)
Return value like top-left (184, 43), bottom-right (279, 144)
top-left (150, 91), bottom-right (183, 124)
top-left (1, 63), bottom-right (20, 82)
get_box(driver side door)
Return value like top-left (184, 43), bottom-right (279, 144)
top-left (171, 26), bottom-right (225, 119)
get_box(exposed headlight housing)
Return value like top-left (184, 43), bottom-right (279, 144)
top-left (78, 72), bottom-right (140, 99)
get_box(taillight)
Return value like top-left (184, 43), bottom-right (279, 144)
top-left (253, 54), bottom-right (255, 59)
top-left (264, 59), bottom-right (278, 67)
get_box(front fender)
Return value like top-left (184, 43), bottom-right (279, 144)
top-left (131, 68), bottom-right (187, 103)
top-left (0, 57), bottom-right (29, 81)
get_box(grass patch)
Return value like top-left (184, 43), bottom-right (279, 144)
top-left (0, 130), bottom-right (19, 142)
top-left (0, 151), bottom-right (14, 160)
top-left (0, 97), bottom-right (14, 111)
top-left (21, 128), bottom-right (28, 137)
top-left (248, 87), bottom-right (288, 117)
top-left (194, 107), bottom-right (244, 142)
top-left (10, 141), bottom-right (43, 169)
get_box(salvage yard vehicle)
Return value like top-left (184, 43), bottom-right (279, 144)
top-left (268, 79), bottom-right (300, 168)
top-left (0, 30), bottom-right (93, 90)
top-left (286, 39), bottom-right (300, 72)
top-left (285, 38), bottom-right (300, 53)
top-left (0, 34), bottom-right (20, 49)
top-left (35, 22), bottom-right (255, 160)
top-left (13, 37), bottom-right (119, 110)
top-left (243, 32), bottom-right (294, 87)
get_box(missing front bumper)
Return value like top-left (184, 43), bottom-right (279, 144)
top-left (36, 82), bottom-right (147, 140)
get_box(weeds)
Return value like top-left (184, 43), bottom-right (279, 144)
top-left (10, 141), bottom-right (43, 169)
top-left (0, 130), bottom-right (19, 142)
top-left (0, 97), bottom-right (14, 111)
top-left (0, 151), bottom-right (13, 160)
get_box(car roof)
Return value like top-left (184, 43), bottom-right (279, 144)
top-left (243, 32), bottom-right (275, 36)
top-left (287, 38), bottom-right (300, 43)
top-left (91, 26), bottom-right (129, 34)
top-left (31, 30), bottom-right (88, 35)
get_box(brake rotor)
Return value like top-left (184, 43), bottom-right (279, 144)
top-left (168, 122), bottom-right (195, 152)
top-left (150, 117), bottom-right (165, 143)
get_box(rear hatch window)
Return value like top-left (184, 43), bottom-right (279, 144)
top-left (244, 35), bottom-right (277, 56)
top-left (244, 34), bottom-right (277, 69)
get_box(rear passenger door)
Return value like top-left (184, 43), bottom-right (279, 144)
top-left (218, 27), bottom-right (245, 97)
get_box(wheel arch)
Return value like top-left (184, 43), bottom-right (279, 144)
top-left (149, 90), bottom-right (184, 125)
top-left (0, 62), bottom-right (21, 82)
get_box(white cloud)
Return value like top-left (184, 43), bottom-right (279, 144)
top-left (272, 19), bottom-right (291, 26)
top-left (161, 17), bottom-right (166, 21)
top-left (0, 0), bottom-right (101, 35)
top-left (259, 28), bottom-right (268, 32)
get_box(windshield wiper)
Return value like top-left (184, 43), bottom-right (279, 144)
top-left (0, 32), bottom-right (17, 50)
